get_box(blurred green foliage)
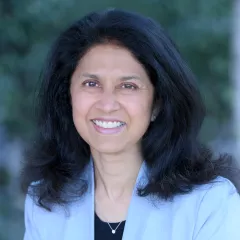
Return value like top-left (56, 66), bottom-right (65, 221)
top-left (0, 167), bottom-right (10, 186)
top-left (0, 0), bottom-right (232, 141)
top-left (0, 1), bottom-right (233, 239)
top-left (0, 192), bottom-right (24, 240)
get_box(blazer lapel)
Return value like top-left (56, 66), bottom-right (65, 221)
top-left (122, 161), bottom-right (153, 240)
top-left (70, 161), bottom-right (95, 240)
top-left (80, 159), bottom-right (152, 240)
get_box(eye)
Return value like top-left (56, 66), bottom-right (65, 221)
top-left (82, 80), bottom-right (100, 88)
top-left (121, 83), bottom-right (138, 90)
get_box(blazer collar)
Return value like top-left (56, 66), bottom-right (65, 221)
top-left (79, 158), bottom-right (152, 239)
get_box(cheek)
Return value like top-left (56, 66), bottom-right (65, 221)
top-left (71, 93), bottom-right (92, 122)
top-left (70, 93), bottom-right (94, 143)
top-left (123, 95), bottom-right (153, 119)
top-left (123, 99), bottom-right (152, 141)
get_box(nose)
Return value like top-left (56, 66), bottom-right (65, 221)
top-left (95, 90), bottom-right (120, 113)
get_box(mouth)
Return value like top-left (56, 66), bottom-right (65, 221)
top-left (91, 119), bottom-right (126, 129)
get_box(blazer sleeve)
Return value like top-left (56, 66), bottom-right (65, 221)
top-left (193, 179), bottom-right (240, 240)
top-left (23, 194), bottom-right (41, 240)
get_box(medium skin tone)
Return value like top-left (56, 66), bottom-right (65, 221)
top-left (70, 44), bottom-right (154, 222)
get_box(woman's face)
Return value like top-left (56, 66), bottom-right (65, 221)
top-left (70, 44), bottom-right (154, 154)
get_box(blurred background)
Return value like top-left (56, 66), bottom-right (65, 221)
top-left (0, 0), bottom-right (240, 239)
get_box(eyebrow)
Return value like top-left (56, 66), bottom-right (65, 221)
top-left (81, 73), bottom-right (99, 79)
top-left (120, 75), bottom-right (141, 81)
top-left (81, 73), bottom-right (142, 81)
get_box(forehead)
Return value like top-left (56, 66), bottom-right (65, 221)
top-left (74, 44), bottom-right (149, 78)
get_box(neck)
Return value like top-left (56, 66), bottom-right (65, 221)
top-left (92, 148), bottom-right (143, 201)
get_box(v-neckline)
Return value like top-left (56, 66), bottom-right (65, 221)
top-left (94, 212), bottom-right (126, 224)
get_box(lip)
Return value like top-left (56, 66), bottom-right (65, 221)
top-left (91, 117), bottom-right (126, 123)
top-left (90, 118), bottom-right (126, 135)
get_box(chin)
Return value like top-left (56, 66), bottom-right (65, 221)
top-left (91, 143), bottom-right (126, 155)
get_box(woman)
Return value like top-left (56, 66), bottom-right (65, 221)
top-left (22, 8), bottom-right (240, 240)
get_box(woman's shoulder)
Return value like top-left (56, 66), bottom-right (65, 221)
top-left (156, 176), bottom-right (240, 227)
top-left (188, 177), bottom-right (240, 239)
top-left (172, 176), bottom-right (239, 209)
top-left (193, 176), bottom-right (237, 197)
top-left (193, 176), bottom-right (240, 213)
top-left (193, 176), bottom-right (238, 204)
top-left (149, 177), bottom-right (240, 239)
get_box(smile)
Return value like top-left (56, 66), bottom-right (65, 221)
top-left (92, 120), bottom-right (126, 129)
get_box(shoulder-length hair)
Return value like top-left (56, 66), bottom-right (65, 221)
top-left (21, 8), bottom-right (239, 210)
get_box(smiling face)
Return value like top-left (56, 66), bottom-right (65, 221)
top-left (70, 44), bottom-right (154, 155)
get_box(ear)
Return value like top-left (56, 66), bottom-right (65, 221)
top-left (150, 98), bottom-right (161, 121)
top-left (151, 106), bottom-right (160, 122)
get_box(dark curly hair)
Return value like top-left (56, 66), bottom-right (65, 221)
top-left (21, 8), bottom-right (239, 211)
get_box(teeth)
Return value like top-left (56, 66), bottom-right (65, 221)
top-left (93, 120), bottom-right (124, 128)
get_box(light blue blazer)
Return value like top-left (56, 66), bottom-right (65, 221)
top-left (24, 161), bottom-right (240, 240)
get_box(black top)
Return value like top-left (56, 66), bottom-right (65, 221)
top-left (94, 213), bottom-right (126, 240)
